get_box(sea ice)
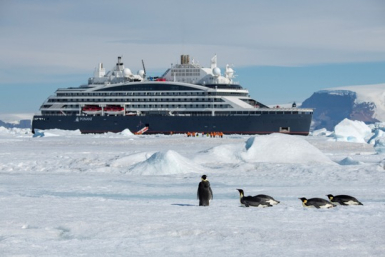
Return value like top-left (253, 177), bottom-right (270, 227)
top-left (333, 118), bottom-right (372, 143)
top-left (241, 133), bottom-right (334, 164)
top-left (0, 125), bottom-right (384, 256)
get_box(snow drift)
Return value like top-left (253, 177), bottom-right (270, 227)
top-left (129, 150), bottom-right (205, 175)
top-left (110, 152), bottom-right (156, 168)
top-left (33, 129), bottom-right (82, 137)
top-left (194, 144), bottom-right (244, 164)
top-left (241, 133), bottom-right (334, 164)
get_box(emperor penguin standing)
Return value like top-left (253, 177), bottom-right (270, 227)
top-left (197, 175), bottom-right (213, 206)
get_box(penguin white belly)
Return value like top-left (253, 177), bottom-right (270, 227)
top-left (344, 200), bottom-right (360, 205)
top-left (266, 199), bottom-right (279, 205)
top-left (319, 203), bottom-right (334, 209)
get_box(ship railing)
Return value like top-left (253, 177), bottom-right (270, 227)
top-left (35, 107), bottom-right (313, 117)
top-left (257, 107), bottom-right (313, 112)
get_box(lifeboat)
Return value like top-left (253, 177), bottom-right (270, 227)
top-left (82, 105), bottom-right (102, 115)
top-left (103, 105), bottom-right (124, 115)
top-left (126, 111), bottom-right (138, 116)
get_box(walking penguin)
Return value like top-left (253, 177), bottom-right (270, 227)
top-left (197, 175), bottom-right (213, 206)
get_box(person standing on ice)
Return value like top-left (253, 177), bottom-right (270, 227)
top-left (197, 175), bottom-right (213, 206)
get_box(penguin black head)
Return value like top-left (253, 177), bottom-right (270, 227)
top-left (236, 189), bottom-right (244, 196)
top-left (201, 175), bottom-right (207, 180)
top-left (326, 194), bottom-right (334, 200)
top-left (299, 197), bottom-right (307, 203)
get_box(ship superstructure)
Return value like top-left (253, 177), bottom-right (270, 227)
top-left (32, 55), bottom-right (313, 135)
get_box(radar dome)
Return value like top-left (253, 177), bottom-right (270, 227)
top-left (123, 68), bottom-right (132, 77)
top-left (213, 67), bottom-right (221, 76)
top-left (137, 70), bottom-right (145, 77)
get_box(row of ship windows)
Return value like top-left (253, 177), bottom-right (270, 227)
top-left (44, 104), bottom-right (233, 109)
top-left (41, 111), bottom-right (310, 115)
top-left (171, 68), bottom-right (200, 72)
top-left (48, 98), bottom-right (225, 103)
top-left (209, 111), bottom-right (308, 115)
top-left (126, 104), bottom-right (232, 109)
top-left (57, 92), bottom-right (247, 97)
top-left (170, 72), bottom-right (201, 76)
top-left (58, 92), bottom-right (204, 96)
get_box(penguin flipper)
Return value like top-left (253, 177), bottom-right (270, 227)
top-left (197, 188), bottom-right (199, 200)
top-left (209, 187), bottom-right (213, 200)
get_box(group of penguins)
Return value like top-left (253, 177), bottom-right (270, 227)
top-left (197, 175), bottom-right (363, 208)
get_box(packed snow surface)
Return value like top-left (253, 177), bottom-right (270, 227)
top-left (1, 127), bottom-right (385, 256)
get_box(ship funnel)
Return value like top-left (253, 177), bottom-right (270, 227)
top-left (181, 55), bottom-right (190, 65)
top-left (116, 56), bottom-right (124, 70)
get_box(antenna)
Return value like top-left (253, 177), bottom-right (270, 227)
top-left (141, 59), bottom-right (147, 79)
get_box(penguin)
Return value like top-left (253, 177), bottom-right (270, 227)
top-left (236, 189), bottom-right (279, 207)
top-left (326, 194), bottom-right (363, 206)
top-left (254, 194), bottom-right (280, 206)
top-left (197, 175), bottom-right (213, 206)
top-left (299, 197), bottom-right (336, 209)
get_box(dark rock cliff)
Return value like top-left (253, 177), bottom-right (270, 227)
top-left (300, 90), bottom-right (378, 131)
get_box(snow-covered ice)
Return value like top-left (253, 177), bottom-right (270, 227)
top-left (333, 118), bottom-right (372, 143)
top-left (0, 126), bottom-right (384, 256)
top-left (241, 133), bottom-right (334, 164)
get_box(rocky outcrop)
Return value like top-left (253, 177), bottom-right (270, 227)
top-left (301, 90), bottom-right (378, 131)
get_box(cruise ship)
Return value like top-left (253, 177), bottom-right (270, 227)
top-left (32, 55), bottom-right (313, 135)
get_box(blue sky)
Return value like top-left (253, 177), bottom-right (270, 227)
top-left (0, 0), bottom-right (385, 114)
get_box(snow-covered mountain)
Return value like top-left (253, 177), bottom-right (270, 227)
top-left (301, 83), bottom-right (385, 131)
top-left (0, 119), bottom-right (31, 129)
top-left (0, 113), bottom-right (33, 129)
